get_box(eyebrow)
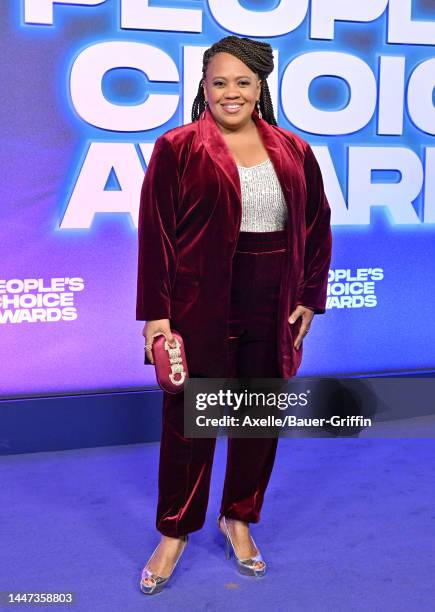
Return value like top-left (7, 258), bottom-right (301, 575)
top-left (212, 75), bottom-right (252, 79)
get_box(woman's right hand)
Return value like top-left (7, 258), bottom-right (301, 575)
top-left (143, 319), bottom-right (176, 365)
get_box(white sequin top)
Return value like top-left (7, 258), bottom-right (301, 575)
top-left (237, 158), bottom-right (288, 232)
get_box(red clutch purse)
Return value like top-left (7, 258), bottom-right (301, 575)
top-left (150, 330), bottom-right (189, 394)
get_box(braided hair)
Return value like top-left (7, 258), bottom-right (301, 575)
top-left (191, 35), bottom-right (277, 126)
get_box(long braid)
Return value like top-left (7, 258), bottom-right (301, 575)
top-left (191, 35), bottom-right (277, 126)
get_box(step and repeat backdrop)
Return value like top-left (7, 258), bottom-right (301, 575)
top-left (1, 1), bottom-right (435, 398)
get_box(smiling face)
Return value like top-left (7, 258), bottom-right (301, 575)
top-left (202, 52), bottom-right (262, 132)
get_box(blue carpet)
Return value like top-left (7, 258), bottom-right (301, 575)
top-left (1, 430), bottom-right (435, 611)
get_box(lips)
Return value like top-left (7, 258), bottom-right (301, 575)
top-left (221, 103), bottom-right (243, 114)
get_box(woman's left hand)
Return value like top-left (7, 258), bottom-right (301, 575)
top-left (288, 305), bottom-right (315, 350)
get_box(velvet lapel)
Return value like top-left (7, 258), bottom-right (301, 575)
top-left (198, 105), bottom-right (241, 207)
top-left (198, 104), bottom-right (288, 212)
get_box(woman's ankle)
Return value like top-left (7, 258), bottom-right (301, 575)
top-left (160, 533), bottom-right (187, 542)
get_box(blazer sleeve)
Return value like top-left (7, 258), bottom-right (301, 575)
top-left (295, 143), bottom-right (332, 315)
top-left (136, 135), bottom-right (179, 321)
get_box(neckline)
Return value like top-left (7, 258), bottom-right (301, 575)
top-left (237, 158), bottom-right (271, 170)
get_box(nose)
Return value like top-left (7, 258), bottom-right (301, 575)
top-left (223, 85), bottom-right (242, 99)
top-left (223, 92), bottom-right (243, 103)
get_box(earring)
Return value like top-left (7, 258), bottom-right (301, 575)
top-left (202, 100), bottom-right (208, 119)
top-left (256, 100), bottom-right (262, 119)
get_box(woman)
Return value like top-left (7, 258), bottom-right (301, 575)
top-left (136, 35), bottom-right (332, 594)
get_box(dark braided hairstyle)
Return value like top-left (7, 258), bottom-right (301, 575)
top-left (191, 35), bottom-right (277, 126)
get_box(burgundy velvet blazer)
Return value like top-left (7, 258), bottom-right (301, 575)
top-left (136, 105), bottom-right (332, 378)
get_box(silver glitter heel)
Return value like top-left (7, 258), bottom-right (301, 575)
top-left (140, 534), bottom-right (188, 595)
top-left (217, 515), bottom-right (266, 577)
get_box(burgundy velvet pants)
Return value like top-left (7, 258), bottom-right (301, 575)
top-left (156, 230), bottom-right (287, 537)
